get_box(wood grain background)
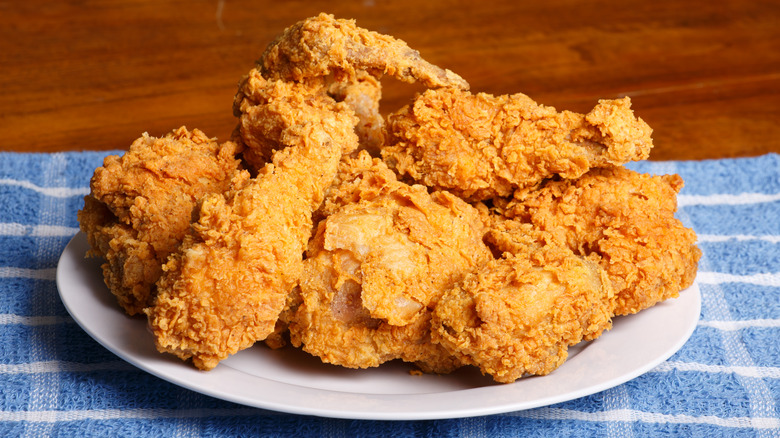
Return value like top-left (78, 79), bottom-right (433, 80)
top-left (1, 0), bottom-right (778, 160)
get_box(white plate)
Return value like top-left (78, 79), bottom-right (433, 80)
top-left (57, 232), bottom-right (700, 420)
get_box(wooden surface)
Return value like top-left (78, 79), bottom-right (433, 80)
top-left (1, 0), bottom-right (778, 160)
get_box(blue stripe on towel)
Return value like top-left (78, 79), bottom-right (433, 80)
top-left (706, 283), bottom-right (780, 321)
top-left (698, 241), bottom-right (780, 276)
top-left (0, 279), bottom-right (64, 316)
top-left (684, 203), bottom-right (780, 235)
top-left (0, 236), bottom-right (75, 269)
top-left (739, 327), bottom-right (780, 368)
top-left (626, 370), bottom-right (754, 418)
top-left (0, 190), bottom-right (86, 227)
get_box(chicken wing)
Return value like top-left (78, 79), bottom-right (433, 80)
top-left (234, 13), bottom-right (469, 169)
top-left (382, 88), bottom-right (652, 201)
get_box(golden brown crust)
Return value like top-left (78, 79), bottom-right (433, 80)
top-left (234, 13), bottom-right (469, 171)
top-left (258, 13), bottom-right (468, 90)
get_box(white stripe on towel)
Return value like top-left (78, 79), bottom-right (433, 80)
top-left (0, 408), bottom-right (264, 423)
top-left (697, 234), bottom-right (780, 244)
top-left (0, 407), bottom-right (773, 429)
top-left (0, 360), bottom-right (134, 374)
top-left (696, 272), bottom-right (780, 287)
top-left (699, 319), bottom-right (780, 331)
top-left (0, 267), bottom-right (56, 280)
top-left (678, 192), bottom-right (780, 207)
top-left (0, 179), bottom-right (89, 198)
top-left (0, 223), bottom-right (80, 237)
top-left (0, 314), bottom-right (71, 326)
top-left (511, 407), bottom-right (780, 430)
top-left (653, 361), bottom-right (780, 379)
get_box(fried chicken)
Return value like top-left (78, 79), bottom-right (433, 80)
top-left (234, 13), bottom-right (469, 169)
top-left (77, 127), bottom-right (243, 315)
top-left (429, 165), bottom-right (699, 383)
top-left (432, 243), bottom-right (614, 383)
top-left (287, 151), bottom-right (492, 373)
top-left (77, 14), bottom-right (701, 382)
top-left (500, 166), bottom-right (701, 315)
top-left (258, 13), bottom-right (468, 90)
top-left (146, 13), bottom-right (471, 370)
top-left (382, 88), bottom-right (652, 201)
top-left (145, 73), bottom-right (360, 370)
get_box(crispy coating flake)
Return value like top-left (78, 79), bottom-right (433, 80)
top-left (326, 71), bottom-right (386, 156)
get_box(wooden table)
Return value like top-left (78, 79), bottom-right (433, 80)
top-left (2, 0), bottom-right (778, 160)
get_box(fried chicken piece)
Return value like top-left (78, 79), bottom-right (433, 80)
top-left (234, 13), bottom-right (469, 169)
top-left (501, 166), bottom-right (701, 315)
top-left (233, 71), bottom-right (362, 164)
top-left (77, 127), bottom-right (243, 315)
top-left (258, 13), bottom-right (468, 90)
top-left (287, 152), bottom-right (492, 372)
top-left (432, 244), bottom-right (614, 383)
top-left (145, 74), bottom-right (360, 370)
top-left (382, 89), bottom-right (652, 201)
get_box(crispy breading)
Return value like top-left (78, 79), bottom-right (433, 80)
top-left (258, 13), bottom-right (468, 89)
top-left (234, 13), bottom-right (469, 170)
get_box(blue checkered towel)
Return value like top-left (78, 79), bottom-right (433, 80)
top-left (1, 151), bottom-right (778, 437)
